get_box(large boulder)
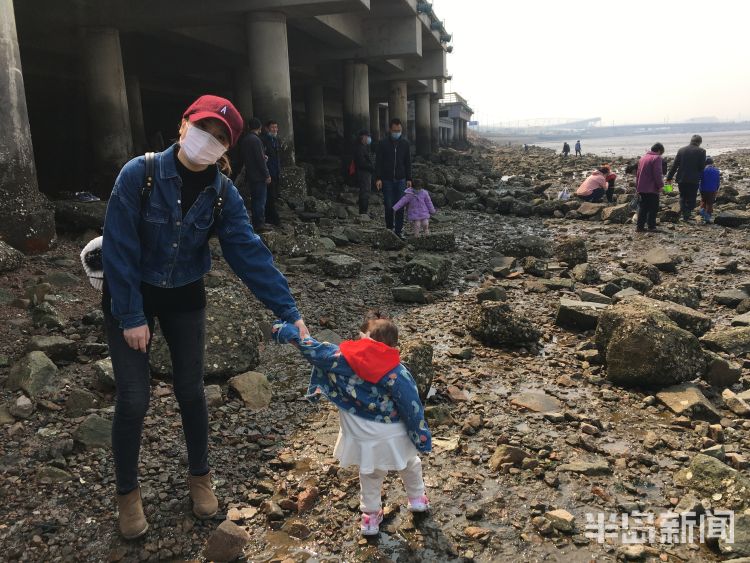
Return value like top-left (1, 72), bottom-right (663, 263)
top-left (321, 254), bottom-right (362, 278)
top-left (228, 372), bottom-right (272, 410)
top-left (577, 202), bottom-right (606, 219)
top-left (54, 200), bottom-right (107, 233)
top-left (279, 165), bottom-right (308, 200)
top-left (468, 301), bottom-right (541, 348)
top-left (703, 350), bottom-right (742, 387)
top-left (618, 295), bottom-right (711, 336)
top-left (571, 263), bottom-right (600, 284)
top-left (674, 454), bottom-right (750, 511)
top-left (400, 255), bottom-right (451, 289)
top-left (25, 335), bottom-right (77, 361)
top-left (555, 237), bottom-right (587, 266)
top-left (595, 303), bottom-right (706, 388)
top-left (454, 174), bottom-right (479, 192)
top-left (643, 246), bottom-right (677, 273)
top-left (392, 286), bottom-right (428, 304)
top-left (7, 351), bottom-right (58, 397)
top-left (701, 327), bottom-right (750, 356)
top-left (714, 288), bottom-right (750, 308)
top-left (493, 236), bottom-right (552, 259)
top-left (408, 232), bottom-right (456, 251)
top-left (400, 340), bottom-right (434, 401)
top-left (714, 210), bottom-right (750, 228)
top-left (150, 287), bottom-right (262, 379)
top-left (0, 240), bottom-right (24, 272)
top-left (73, 415), bottom-right (112, 449)
top-left (648, 282), bottom-right (701, 309)
top-left (372, 228), bottom-right (406, 251)
top-left (656, 384), bottom-right (722, 421)
top-left (600, 203), bottom-right (631, 223)
top-left (555, 299), bottom-right (608, 331)
top-left (612, 272), bottom-right (653, 293)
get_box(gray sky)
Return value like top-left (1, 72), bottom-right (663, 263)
top-left (432, 0), bottom-right (750, 126)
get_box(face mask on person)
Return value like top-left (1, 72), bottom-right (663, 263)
top-left (391, 131), bottom-right (402, 140)
top-left (269, 132), bottom-right (278, 138)
top-left (181, 124), bottom-right (226, 166)
top-left (366, 136), bottom-right (372, 145)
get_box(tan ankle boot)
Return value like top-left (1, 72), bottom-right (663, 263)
top-left (116, 487), bottom-right (149, 539)
top-left (188, 471), bottom-right (218, 519)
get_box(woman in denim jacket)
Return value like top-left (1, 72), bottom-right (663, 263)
top-left (102, 95), bottom-right (309, 539)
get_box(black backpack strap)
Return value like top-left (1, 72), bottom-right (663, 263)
top-left (209, 174), bottom-right (229, 237)
top-left (140, 152), bottom-right (156, 210)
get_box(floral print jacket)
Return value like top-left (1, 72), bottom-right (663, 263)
top-left (274, 322), bottom-right (432, 453)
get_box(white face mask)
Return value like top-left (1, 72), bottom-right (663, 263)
top-left (180, 124), bottom-right (226, 166)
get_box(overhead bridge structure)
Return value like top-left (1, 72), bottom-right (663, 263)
top-left (0, 0), bottom-right (466, 251)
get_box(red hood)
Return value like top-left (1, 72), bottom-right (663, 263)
top-left (339, 339), bottom-right (401, 383)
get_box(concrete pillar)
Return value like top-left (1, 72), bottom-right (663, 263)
top-left (463, 120), bottom-right (468, 141)
top-left (414, 93), bottom-right (431, 157)
top-left (430, 96), bottom-right (440, 153)
top-left (388, 80), bottom-right (407, 124)
top-left (0, 0), bottom-right (56, 252)
top-left (452, 118), bottom-right (458, 143)
top-left (246, 12), bottom-right (294, 164)
top-left (233, 67), bottom-right (253, 117)
top-left (84, 27), bottom-right (133, 192)
top-left (343, 61), bottom-right (369, 142)
top-left (369, 101), bottom-right (381, 141)
top-left (305, 83), bottom-right (326, 156)
top-left (125, 74), bottom-right (147, 155)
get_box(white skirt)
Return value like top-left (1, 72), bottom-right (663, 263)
top-left (334, 411), bottom-right (419, 474)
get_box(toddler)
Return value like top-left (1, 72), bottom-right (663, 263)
top-left (273, 311), bottom-right (432, 536)
top-left (391, 181), bottom-right (436, 237)
top-left (699, 156), bottom-right (720, 224)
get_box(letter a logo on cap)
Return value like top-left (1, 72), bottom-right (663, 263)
top-left (220, 106), bottom-right (227, 115)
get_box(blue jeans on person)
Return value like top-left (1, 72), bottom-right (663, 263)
top-left (382, 179), bottom-right (407, 235)
top-left (105, 308), bottom-right (209, 494)
top-left (248, 180), bottom-right (268, 229)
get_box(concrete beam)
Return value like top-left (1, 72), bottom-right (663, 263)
top-left (287, 16), bottom-right (420, 65)
top-left (380, 49), bottom-right (446, 81)
top-left (290, 13), bottom-right (364, 48)
top-left (18, 0), bottom-right (371, 31)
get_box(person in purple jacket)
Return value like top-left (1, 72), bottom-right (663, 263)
top-left (391, 180), bottom-right (436, 237)
top-left (635, 142), bottom-right (666, 233)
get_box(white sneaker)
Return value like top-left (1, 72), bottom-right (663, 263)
top-left (360, 510), bottom-right (384, 536)
top-left (408, 495), bottom-right (431, 512)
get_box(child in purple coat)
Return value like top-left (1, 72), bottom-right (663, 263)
top-left (391, 181), bottom-right (436, 237)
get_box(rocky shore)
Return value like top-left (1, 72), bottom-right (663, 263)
top-left (1, 143), bottom-right (749, 562)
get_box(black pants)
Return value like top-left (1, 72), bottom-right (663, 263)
top-left (678, 182), bottom-right (699, 219)
top-left (105, 308), bottom-right (209, 495)
top-left (606, 187), bottom-right (615, 203)
top-left (637, 193), bottom-right (660, 229)
top-left (581, 187), bottom-right (605, 203)
top-left (357, 170), bottom-right (372, 214)
top-left (265, 175), bottom-right (281, 225)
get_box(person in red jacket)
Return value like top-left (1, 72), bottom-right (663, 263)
top-left (635, 143), bottom-right (665, 232)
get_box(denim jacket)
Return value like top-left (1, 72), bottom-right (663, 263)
top-left (102, 144), bottom-right (301, 329)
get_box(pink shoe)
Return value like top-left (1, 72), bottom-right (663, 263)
top-left (360, 510), bottom-right (384, 536)
top-left (408, 495), bottom-right (430, 512)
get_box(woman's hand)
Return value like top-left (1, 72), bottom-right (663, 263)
top-left (124, 324), bottom-right (151, 353)
top-left (294, 319), bottom-right (310, 339)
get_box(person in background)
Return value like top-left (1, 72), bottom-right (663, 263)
top-left (667, 134), bottom-right (707, 222)
top-left (262, 120), bottom-right (282, 226)
top-left (562, 142), bottom-right (570, 158)
top-left (239, 117), bottom-right (272, 232)
top-left (375, 118), bottom-right (412, 238)
top-left (699, 156), bottom-right (721, 224)
top-left (603, 165), bottom-right (618, 203)
top-left (635, 142), bottom-right (666, 233)
top-left (575, 167), bottom-right (608, 203)
top-left (354, 129), bottom-right (375, 216)
top-left (575, 140), bottom-right (582, 156)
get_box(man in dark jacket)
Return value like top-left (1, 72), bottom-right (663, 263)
top-left (354, 129), bottom-right (375, 215)
top-left (262, 120), bottom-right (282, 226)
top-left (239, 117), bottom-right (272, 232)
top-left (667, 134), bottom-right (707, 221)
top-left (375, 118), bottom-right (412, 237)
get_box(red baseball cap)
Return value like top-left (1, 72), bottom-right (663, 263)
top-left (183, 95), bottom-right (243, 146)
